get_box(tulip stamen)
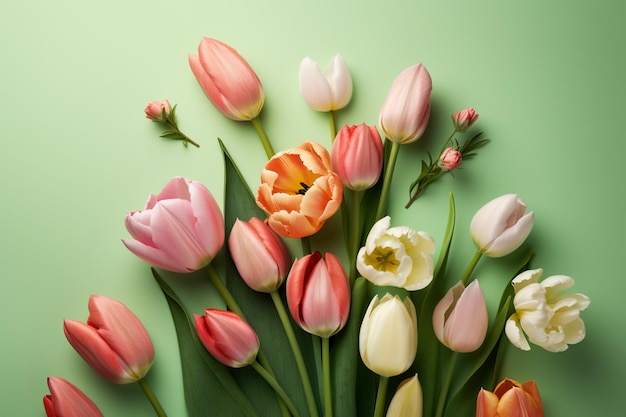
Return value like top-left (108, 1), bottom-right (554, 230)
top-left (297, 182), bottom-right (311, 195)
top-left (373, 248), bottom-right (399, 272)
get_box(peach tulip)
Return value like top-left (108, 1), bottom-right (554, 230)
top-left (189, 37), bottom-right (264, 121)
top-left (286, 251), bottom-right (351, 337)
top-left (44, 377), bottom-right (104, 417)
top-left (228, 217), bottom-right (291, 292)
top-left (299, 54), bottom-right (352, 111)
top-left (331, 123), bottom-right (383, 191)
top-left (256, 141), bottom-right (343, 238)
top-left (122, 176), bottom-right (224, 273)
top-left (63, 295), bottom-right (155, 384)
top-left (195, 309), bottom-right (260, 368)
top-left (476, 378), bottom-right (544, 417)
top-left (379, 63), bottom-right (432, 144)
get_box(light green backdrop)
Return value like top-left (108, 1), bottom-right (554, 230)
top-left (1, 0), bottom-right (623, 416)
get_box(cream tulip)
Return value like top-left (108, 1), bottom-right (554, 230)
top-left (386, 374), bottom-right (423, 417)
top-left (299, 54), bottom-right (352, 112)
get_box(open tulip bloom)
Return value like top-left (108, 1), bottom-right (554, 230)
top-left (46, 37), bottom-right (591, 417)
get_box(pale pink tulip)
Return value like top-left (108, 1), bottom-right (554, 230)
top-left (189, 37), bottom-right (264, 121)
top-left (144, 99), bottom-right (172, 121)
top-left (331, 123), bottom-right (383, 191)
top-left (476, 378), bottom-right (544, 417)
top-left (299, 54), bottom-right (352, 111)
top-left (256, 141), bottom-right (343, 238)
top-left (452, 107), bottom-right (479, 132)
top-left (123, 176), bottom-right (224, 273)
top-left (433, 280), bottom-right (488, 352)
top-left (228, 217), bottom-right (291, 292)
top-left (63, 295), bottom-right (155, 384)
top-left (286, 251), bottom-right (351, 338)
top-left (44, 377), bottom-right (104, 417)
top-left (195, 309), bottom-right (260, 368)
top-left (438, 147), bottom-right (462, 172)
top-left (379, 63), bottom-right (432, 144)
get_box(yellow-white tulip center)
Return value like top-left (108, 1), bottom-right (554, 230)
top-left (369, 247), bottom-right (399, 272)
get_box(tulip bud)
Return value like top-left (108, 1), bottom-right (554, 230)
top-left (286, 251), bottom-right (350, 338)
top-left (451, 107), bottom-right (479, 132)
top-left (331, 123), bottom-right (383, 191)
top-left (63, 295), bottom-right (155, 384)
top-left (379, 63), bottom-right (432, 144)
top-left (476, 378), bottom-right (544, 417)
top-left (359, 293), bottom-right (418, 377)
top-left (195, 309), bottom-right (260, 368)
top-left (432, 280), bottom-right (488, 352)
top-left (122, 176), bottom-right (224, 273)
top-left (470, 194), bottom-right (534, 257)
top-left (437, 147), bottom-right (462, 172)
top-left (188, 37), bottom-right (264, 121)
top-left (228, 217), bottom-right (291, 292)
top-left (299, 54), bottom-right (353, 112)
top-left (385, 374), bottom-right (423, 417)
top-left (44, 377), bottom-right (104, 417)
top-left (144, 99), bottom-right (172, 121)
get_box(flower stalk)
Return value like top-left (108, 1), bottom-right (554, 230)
top-left (375, 140), bottom-right (400, 220)
top-left (251, 116), bottom-right (275, 158)
top-left (138, 378), bottom-right (168, 417)
top-left (373, 376), bottom-right (389, 417)
top-left (250, 361), bottom-right (302, 417)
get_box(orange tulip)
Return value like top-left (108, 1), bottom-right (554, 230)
top-left (256, 141), bottom-right (343, 238)
top-left (476, 378), bottom-right (544, 417)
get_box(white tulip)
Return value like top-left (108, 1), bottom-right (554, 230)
top-left (298, 54), bottom-right (353, 112)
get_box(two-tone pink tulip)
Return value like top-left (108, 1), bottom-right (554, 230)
top-left (63, 295), bottom-right (155, 384)
top-left (195, 309), bottom-right (260, 368)
top-left (476, 378), bottom-right (544, 417)
top-left (286, 251), bottom-right (350, 338)
top-left (379, 63), bottom-right (432, 144)
top-left (189, 37), bottom-right (264, 121)
top-left (44, 377), bottom-right (104, 417)
top-left (437, 147), bottom-right (462, 172)
top-left (432, 280), bottom-right (488, 352)
top-left (331, 123), bottom-right (383, 191)
top-left (122, 176), bottom-right (224, 273)
top-left (452, 107), bottom-right (479, 132)
top-left (299, 54), bottom-right (352, 112)
top-left (228, 217), bottom-right (291, 292)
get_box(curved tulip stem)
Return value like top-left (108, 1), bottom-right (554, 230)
top-left (328, 110), bottom-right (337, 143)
top-left (251, 117), bottom-right (275, 159)
top-left (435, 352), bottom-right (458, 417)
top-left (137, 378), bottom-right (168, 417)
top-left (373, 376), bottom-right (389, 417)
top-left (251, 361), bottom-right (302, 417)
top-left (206, 265), bottom-right (245, 318)
top-left (375, 140), bottom-right (401, 220)
top-left (348, 189), bottom-right (365, 287)
top-left (166, 122), bottom-right (201, 148)
top-left (322, 337), bottom-right (333, 417)
top-left (461, 250), bottom-right (483, 285)
top-left (270, 291), bottom-right (320, 417)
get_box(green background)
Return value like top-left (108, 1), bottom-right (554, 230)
top-left (1, 0), bottom-right (623, 415)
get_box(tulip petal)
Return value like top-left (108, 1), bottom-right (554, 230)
top-left (505, 314), bottom-right (531, 350)
top-left (476, 388), bottom-right (499, 417)
top-left (487, 212), bottom-right (534, 256)
top-left (299, 57), bottom-right (333, 111)
top-left (46, 377), bottom-right (104, 417)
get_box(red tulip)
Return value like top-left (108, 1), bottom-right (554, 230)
top-left (44, 377), bottom-right (103, 417)
top-left (331, 123), bottom-right (383, 191)
top-left (195, 309), bottom-right (260, 368)
top-left (286, 251), bottom-right (350, 337)
top-left (63, 295), bottom-right (155, 384)
top-left (228, 217), bottom-right (291, 292)
top-left (189, 37), bottom-right (264, 121)
top-left (122, 176), bottom-right (224, 273)
top-left (476, 378), bottom-right (544, 417)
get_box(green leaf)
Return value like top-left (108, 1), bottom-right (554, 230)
top-left (152, 269), bottom-right (260, 417)
top-left (218, 139), bottom-right (318, 417)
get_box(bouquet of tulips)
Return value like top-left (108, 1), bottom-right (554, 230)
top-left (43, 38), bottom-right (590, 417)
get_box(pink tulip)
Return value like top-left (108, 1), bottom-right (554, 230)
top-left (144, 99), bottom-right (172, 121)
top-left (122, 176), bottom-right (224, 273)
top-left (63, 295), bottom-right (155, 384)
top-left (286, 251), bottom-right (350, 338)
top-left (195, 309), bottom-right (260, 368)
top-left (189, 37), bottom-right (264, 121)
top-left (379, 63), bottom-right (432, 144)
top-left (452, 107), bottom-right (479, 132)
top-left (438, 147), bottom-right (462, 172)
top-left (331, 123), bottom-right (383, 191)
top-left (433, 280), bottom-right (488, 352)
top-left (476, 378), bottom-right (544, 417)
top-left (228, 217), bottom-right (291, 292)
top-left (44, 377), bottom-right (104, 417)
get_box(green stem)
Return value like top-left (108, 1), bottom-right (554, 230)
top-left (461, 250), bottom-right (483, 285)
top-left (375, 140), bottom-right (400, 220)
top-left (270, 291), bottom-right (320, 417)
top-left (167, 122), bottom-right (200, 148)
top-left (137, 378), bottom-right (168, 417)
top-left (373, 376), bottom-right (389, 417)
top-left (206, 264), bottom-right (245, 318)
top-left (251, 361), bottom-right (302, 417)
top-left (349, 189), bottom-right (364, 287)
top-left (322, 337), bottom-right (332, 417)
top-left (301, 236), bottom-right (312, 256)
top-left (328, 110), bottom-right (337, 143)
top-left (434, 352), bottom-right (458, 417)
top-left (251, 117), bottom-right (275, 159)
